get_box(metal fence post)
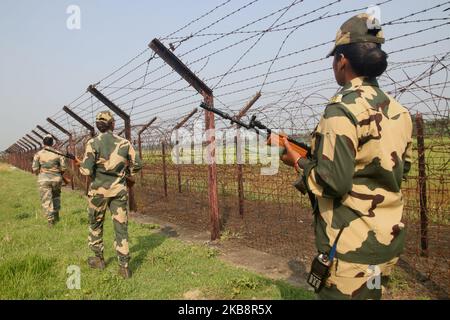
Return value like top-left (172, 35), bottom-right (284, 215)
top-left (234, 92), bottom-right (261, 217)
top-left (150, 38), bottom-right (220, 240)
top-left (162, 141), bottom-right (168, 197)
top-left (137, 117), bottom-right (158, 180)
top-left (415, 112), bottom-right (429, 257)
top-left (172, 108), bottom-right (198, 193)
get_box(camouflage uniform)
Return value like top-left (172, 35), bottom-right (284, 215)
top-left (295, 14), bottom-right (413, 299)
top-left (32, 143), bottom-right (67, 224)
top-left (79, 111), bottom-right (142, 268)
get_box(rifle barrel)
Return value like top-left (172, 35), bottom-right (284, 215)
top-left (199, 103), bottom-right (254, 131)
top-left (44, 148), bottom-right (76, 160)
top-left (199, 103), bottom-right (311, 157)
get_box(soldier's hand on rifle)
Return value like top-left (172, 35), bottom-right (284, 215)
top-left (74, 157), bottom-right (82, 167)
top-left (280, 137), bottom-right (302, 172)
top-left (62, 174), bottom-right (71, 186)
top-left (266, 133), bottom-right (287, 147)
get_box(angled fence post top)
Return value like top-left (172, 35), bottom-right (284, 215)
top-left (235, 92), bottom-right (261, 120)
top-left (63, 106), bottom-right (95, 137)
top-left (138, 117), bottom-right (158, 136)
top-left (31, 130), bottom-right (44, 140)
top-left (23, 137), bottom-right (38, 149)
top-left (26, 134), bottom-right (42, 147)
top-left (13, 144), bottom-right (24, 152)
top-left (149, 39), bottom-right (213, 98)
top-left (173, 108), bottom-right (198, 131)
top-left (47, 118), bottom-right (72, 137)
top-left (87, 85), bottom-right (130, 122)
top-left (36, 125), bottom-right (59, 142)
top-left (19, 139), bottom-right (33, 150)
top-left (16, 141), bottom-right (28, 150)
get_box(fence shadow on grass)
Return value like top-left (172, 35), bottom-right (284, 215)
top-left (129, 232), bottom-right (167, 272)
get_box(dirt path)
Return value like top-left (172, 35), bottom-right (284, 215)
top-left (130, 212), bottom-right (314, 293)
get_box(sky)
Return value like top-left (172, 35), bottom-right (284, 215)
top-left (1, 0), bottom-right (449, 150)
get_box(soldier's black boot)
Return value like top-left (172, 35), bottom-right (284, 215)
top-left (54, 212), bottom-right (60, 223)
top-left (48, 220), bottom-right (55, 228)
top-left (118, 266), bottom-right (132, 279)
top-left (87, 255), bottom-right (106, 270)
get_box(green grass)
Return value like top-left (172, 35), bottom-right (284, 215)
top-left (0, 163), bottom-right (313, 300)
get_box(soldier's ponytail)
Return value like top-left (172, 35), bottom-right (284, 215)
top-left (335, 42), bottom-right (388, 78)
top-left (96, 121), bottom-right (112, 133)
top-left (43, 137), bottom-right (54, 146)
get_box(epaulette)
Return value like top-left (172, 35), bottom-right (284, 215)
top-left (328, 93), bottom-right (342, 105)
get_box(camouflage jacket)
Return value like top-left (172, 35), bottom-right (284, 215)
top-left (296, 77), bottom-right (413, 265)
top-left (79, 131), bottom-right (142, 197)
top-left (32, 147), bottom-right (67, 183)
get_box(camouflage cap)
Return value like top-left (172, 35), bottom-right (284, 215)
top-left (327, 13), bottom-right (385, 58)
top-left (43, 134), bottom-right (53, 139)
top-left (96, 111), bottom-right (115, 124)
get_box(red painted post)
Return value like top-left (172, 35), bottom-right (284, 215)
top-left (234, 92), bottom-right (261, 217)
top-left (149, 38), bottom-right (220, 240)
top-left (162, 141), bottom-right (168, 197)
top-left (137, 117), bottom-right (158, 180)
top-left (204, 94), bottom-right (220, 240)
top-left (172, 108), bottom-right (198, 193)
top-left (415, 113), bottom-right (428, 257)
top-left (176, 129), bottom-right (182, 193)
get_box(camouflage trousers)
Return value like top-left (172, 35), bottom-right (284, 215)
top-left (317, 257), bottom-right (399, 300)
top-left (38, 180), bottom-right (62, 223)
top-left (87, 190), bottom-right (130, 267)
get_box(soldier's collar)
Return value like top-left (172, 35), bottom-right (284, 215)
top-left (342, 76), bottom-right (379, 91)
top-left (329, 77), bottom-right (379, 105)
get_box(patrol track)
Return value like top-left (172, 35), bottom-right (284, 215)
top-left (4, 0), bottom-right (449, 299)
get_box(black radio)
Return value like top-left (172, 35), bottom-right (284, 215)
top-left (307, 253), bottom-right (332, 293)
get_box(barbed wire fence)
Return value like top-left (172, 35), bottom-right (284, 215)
top-left (3, 0), bottom-right (449, 299)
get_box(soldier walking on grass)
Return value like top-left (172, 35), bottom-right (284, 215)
top-left (277, 14), bottom-right (413, 299)
top-left (32, 135), bottom-right (67, 227)
top-left (75, 111), bottom-right (142, 279)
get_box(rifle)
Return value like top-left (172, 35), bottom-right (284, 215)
top-left (44, 148), bottom-right (76, 160)
top-left (41, 148), bottom-right (75, 185)
top-left (199, 102), bottom-right (311, 159)
top-left (199, 102), bottom-right (317, 212)
top-left (44, 147), bottom-right (135, 188)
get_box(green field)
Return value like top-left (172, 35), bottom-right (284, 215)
top-left (0, 163), bottom-right (313, 300)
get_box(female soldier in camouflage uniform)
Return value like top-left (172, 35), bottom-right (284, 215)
top-left (280, 14), bottom-right (413, 299)
top-left (32, 135), bottom-right (67, 227)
